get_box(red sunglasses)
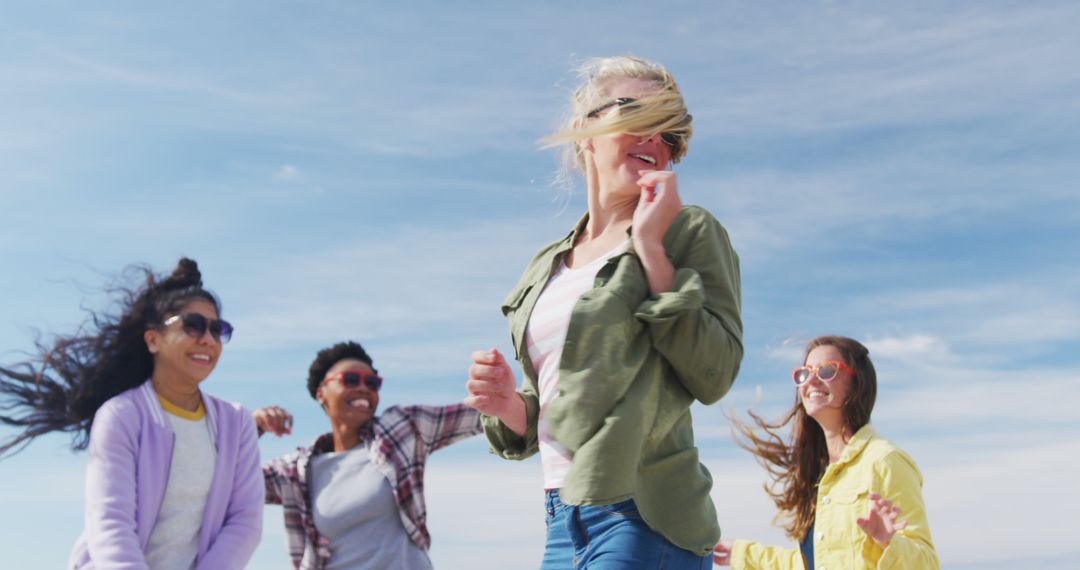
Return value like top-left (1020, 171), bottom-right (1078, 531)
top-left (792, 360), bottom-right (852, 386)
top-left (323, 370), bottom-right (383, 392)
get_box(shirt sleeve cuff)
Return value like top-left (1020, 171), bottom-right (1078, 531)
top-left (730, 539), bottom-right (752, 568)
top-left (481, 393), bottom-right (538, 460)
top-left (634, 267), bottom-right (705, 322)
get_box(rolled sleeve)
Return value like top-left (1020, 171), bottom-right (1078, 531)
top-left (482, 391), bottom-right (540, 460)
top-left (634, 207), bottom-right (743, 404)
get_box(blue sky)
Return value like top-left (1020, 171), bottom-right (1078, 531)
top-left (2, 2), bottom-right (1079, 568)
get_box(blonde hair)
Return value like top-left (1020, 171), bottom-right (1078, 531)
top-left (543, 55), bottom-right (693, 177)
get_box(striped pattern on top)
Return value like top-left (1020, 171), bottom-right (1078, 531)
top-left (526, 240), bottom-right (627, 489)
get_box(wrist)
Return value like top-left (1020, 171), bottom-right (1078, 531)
top-left (633, 237), bottom-right (666, 259)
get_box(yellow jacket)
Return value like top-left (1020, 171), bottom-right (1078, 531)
top-left (732, 425), bottom-right (938, 570)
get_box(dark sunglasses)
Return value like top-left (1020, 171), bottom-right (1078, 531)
top-left (162, 313), bottom-right (234, 344)
top-left (792, 360), bottom-right (853, 386)
top-left (585, 96), bottom-right (682, 148)
top-left (586, 96), bottom-right (640, 118)
top-left (325, 370), bottom-right (383, 392)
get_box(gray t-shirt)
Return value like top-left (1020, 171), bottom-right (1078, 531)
top-left (310, 444), bottom-right (432, 570)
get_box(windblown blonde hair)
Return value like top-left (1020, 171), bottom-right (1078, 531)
top-left (542, 55), bottom-right (693, 176)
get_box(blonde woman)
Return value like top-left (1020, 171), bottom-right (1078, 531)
top-left (465, 55), bottom-right (743, 569)
top-left (714, 336), bottom-right (938, 569)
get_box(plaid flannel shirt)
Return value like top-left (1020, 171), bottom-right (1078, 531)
top-left (263, 403), bottom-right (482, 570)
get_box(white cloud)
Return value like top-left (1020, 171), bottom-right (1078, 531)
top-left (919, 436), bottom-right (1080, 563)
top-left (873, 366), bottom-right (1080, 425)
top-left (852, 277), bottom-right (1080, 353)
top-left (763, 337), bottom-right (809, 363)
top-left (272, 164), bottom-right (300, 181)
top-left (865, 334), bottom-right (949, 361)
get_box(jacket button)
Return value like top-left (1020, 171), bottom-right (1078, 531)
top-left (817, 532), bottom-right (824, 541)
top-left (823, 495), bottom-right (831, 504)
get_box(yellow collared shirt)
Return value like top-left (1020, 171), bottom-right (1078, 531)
top-left (732, 425), bottom-right (939, 570)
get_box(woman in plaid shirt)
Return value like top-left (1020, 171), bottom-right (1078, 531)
top-left (255, 340), bottom-right (482, 570)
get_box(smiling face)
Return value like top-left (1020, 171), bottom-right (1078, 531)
top-left (144, 298), bottom-right (222, 386)
top-left (798, 344), bottom-right (853, 430)
top-left (582, 77), bottom-right (674, 200)
top-left (316, 358), bottom-right (380, 430)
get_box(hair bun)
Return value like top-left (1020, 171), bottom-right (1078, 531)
top-left (168, 258), bottom-right (203, 288)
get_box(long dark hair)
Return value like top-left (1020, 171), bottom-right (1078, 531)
top-left (0, 258), bottom-right (221, 458)
top-left (728, 335), bottom-right (877, 541)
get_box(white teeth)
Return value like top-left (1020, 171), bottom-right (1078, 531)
top-left (191, 354), bottom-right (211, 362)
top-left (631, 154), bottom-right (656, 164)
top-left (350, 399), bottom-right (371, 409)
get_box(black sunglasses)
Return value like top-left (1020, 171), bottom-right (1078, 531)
top-left (326, 370), bottom-right (383, 392)
top-left (586, 96), bottom-right (640, 118)
top-left (162, 313), bottom-right (234, 344)
top-left (585, 97), bottom-right (683, 148)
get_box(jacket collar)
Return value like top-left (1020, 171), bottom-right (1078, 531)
top-left (833, 423), bottom-right (876, 468)
top-left (556, 212), bottom-right (636, 256)
top-left (139, 380), bottom-right (168, 428)
top-left (138, 379), bottom-right (218, 446)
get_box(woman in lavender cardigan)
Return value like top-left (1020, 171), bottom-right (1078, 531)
top-left (0, 258), bottom-right (262, 569)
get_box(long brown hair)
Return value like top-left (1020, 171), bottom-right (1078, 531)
top-left (729, 335), bottom-right (877, 540)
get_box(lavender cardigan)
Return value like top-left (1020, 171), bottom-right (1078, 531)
top-left (69, 380), bottom-right (263, 569)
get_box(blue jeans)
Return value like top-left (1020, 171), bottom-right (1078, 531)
top-left (541, 489), bottom-right (711, 570)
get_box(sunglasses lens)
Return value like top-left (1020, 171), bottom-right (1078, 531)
top-left (793, 368), bottom-right (810, 385)
top-left (338, 372), bottom-right (382, 391)
top-left (181, 314), bottom-right (232, 343)
top-left (181, 314), bottom-right (208, 338)
top-left (367, 376), bottom-right (383, 392)
top-left (818, 363), bottom-right (839, 381)
top-left (661, 132), bottom-right (678, 147)
top-left (213, 320), bottom-right (233, 343)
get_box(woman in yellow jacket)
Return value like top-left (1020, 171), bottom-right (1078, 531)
top-left (713, 335), bottom-right (938, 570)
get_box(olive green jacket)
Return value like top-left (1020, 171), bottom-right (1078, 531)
top-left (483, 205), bottom-right (743, 556)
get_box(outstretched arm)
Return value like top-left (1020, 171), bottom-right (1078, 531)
top-left (721, 539), bottom-right (803, 569)
top-left (252, 405), bottom-right (293, 437)
top-left (406, 402), bottom-right (483, 453)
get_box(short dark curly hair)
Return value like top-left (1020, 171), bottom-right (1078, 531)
top-left (306, 340), bottom-right (375, 399)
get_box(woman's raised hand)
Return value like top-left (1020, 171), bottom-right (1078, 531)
top-left (633, 169), bottom-right (681, 294)
top-left (633, 169), bottom-right (683, 246)
top-left (465, 348), bottom-right (527, 436)
top-left (252, 405), bottom-right (293, 437)
top-left (856, 492), bottom-right (908, 548)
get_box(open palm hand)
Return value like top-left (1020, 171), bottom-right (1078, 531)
top-left (856, 492), bottom-right (908, 548)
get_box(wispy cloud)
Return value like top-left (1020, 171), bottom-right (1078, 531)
top-left (865, 334), bottom-right (950, 361)
top-left (272, 164), bottom-right (300, 181)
